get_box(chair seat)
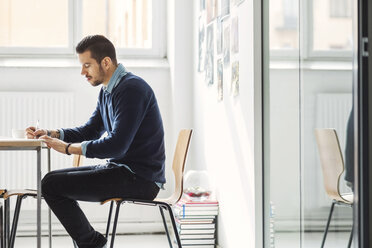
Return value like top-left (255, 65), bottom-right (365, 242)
top-left (3, 189), bottom-right (37, 199)
top-left (101, 197), bottom-right (174, 207)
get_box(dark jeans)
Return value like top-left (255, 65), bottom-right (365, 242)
top-left (41, 163), bottom-right (160, 248)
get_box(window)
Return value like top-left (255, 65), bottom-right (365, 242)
top-left (312, 0), bottom-right (352, 54)
top-left (0, 0), bottom-right (165, 58)
top-left (0, 0), bottom-right (70, 50)
top-left (270, 0), bottom-right (352, 59)
top-left (329, 0), bottom-right (352, 18)
top-left (283, 0), bottom-right (298, 30)
top-left (269, 0), bottom-right (299, 51)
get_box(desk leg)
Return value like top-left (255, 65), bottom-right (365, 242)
top-left (37, 148), bottom-right (41, 248)
top-left (47, 149), bottom-right (52, 248)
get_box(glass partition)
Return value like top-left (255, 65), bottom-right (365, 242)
top-left (264, 0), bottom-right (355, 247)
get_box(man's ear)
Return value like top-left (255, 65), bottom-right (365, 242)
top-left (101, 57), bottom-right (112, 70)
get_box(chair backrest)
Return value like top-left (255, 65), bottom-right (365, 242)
top-left (156, 129), bottom-right (193, 205)
top-left (314, 128), bottom-right (350, 203)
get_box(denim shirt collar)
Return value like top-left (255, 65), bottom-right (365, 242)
top-left (103, 64), bottom-right (128, 93)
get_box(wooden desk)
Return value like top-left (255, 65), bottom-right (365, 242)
top-left (0, 138), bottom-right (51, 248)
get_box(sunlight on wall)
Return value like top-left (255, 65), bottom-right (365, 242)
top-left (191, 0), bottom-right (259, 246)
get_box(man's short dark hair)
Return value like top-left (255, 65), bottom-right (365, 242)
top-left (76, 35), bottom-right (117, 65)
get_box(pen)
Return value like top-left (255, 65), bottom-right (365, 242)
top-left (35, 119), bottom-right (39, 139)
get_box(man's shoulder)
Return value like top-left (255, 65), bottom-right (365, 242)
top-left (121, 72), bottom-right (146, 85)
top-left (115, 73), bottom-right (152, 94)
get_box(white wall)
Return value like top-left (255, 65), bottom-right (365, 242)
top-left (167, 0), bottom-right (194, 138)
top-left (191, 1), bottom-right (263, 247)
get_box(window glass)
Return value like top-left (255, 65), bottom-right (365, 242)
top-left (269, 0), bottom-right (299, 50)
top-left (0, 0), bottom-right (68, 47)
top-left (313, 0), bottom-right (352, 51)
top-left (82, 0), bottom-right (152, 49)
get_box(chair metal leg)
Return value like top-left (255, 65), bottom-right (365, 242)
top-left (110, 201), bottom-right (123, 248)
top-left (72, 239), bottom-right (78, 248)
top-left (159, 206), bottom-right (173, 248)
top-left (321, 201), bottom-right (336, 248)
top-left (0, 203), bottom-right (3, 248)
top-left (9, 195), bottom-right (26, 248)
top-left (164, 204), bottom-right (181, 248)
top-left (348, 225), bottom-right (353, 248)
top-left (4, 198), bottom-right (10, 248)
top-left (105, 201), bottom-right (114, 238)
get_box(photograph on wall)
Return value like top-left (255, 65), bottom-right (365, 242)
top-left (200, 0), bottom-right (206, 10)
top-left (217, 58), bottom-right (223, 101)
top-left (198, 15), bottom-right (206, 72)
top-left (205, 24), bottom-right (214, 85)
top-left (231, 16), bottom-right (239, 53)
top-left (231, 61), bottom-right (239, 97)
top-left (216, 17), bottom-right (223, 54)
top-left (206, 0), bottom-right (218, 24)
top-left (221, 0), bottom-right (230, 19)
top-left (223, 24), bottom-right (230, 67)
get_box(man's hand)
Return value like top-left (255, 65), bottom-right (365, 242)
top-left (39, 135), bottom-right (68, 154)
top-left (25, 126), bottom-right (47, 139)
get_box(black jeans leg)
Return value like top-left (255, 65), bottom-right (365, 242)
top-left (41, 164), bottom-right (159, 248)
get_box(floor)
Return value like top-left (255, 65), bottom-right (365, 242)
top-left (275, 231), bottom-right (352, 248)
top-left (13, 234), bottom-right (169, 248)
top-left (12, 231), bottom-right (352, 248)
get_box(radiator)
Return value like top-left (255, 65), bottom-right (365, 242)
top-left (0, 92), bottom-right (74, 210)
top-left (314, 93), bottom-right (353, 207)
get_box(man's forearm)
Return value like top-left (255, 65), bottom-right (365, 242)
top-left (68, 143), bottom-right (83, 155)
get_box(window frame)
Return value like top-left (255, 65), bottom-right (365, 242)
top-left (0, 0), bottom-right (166, 58)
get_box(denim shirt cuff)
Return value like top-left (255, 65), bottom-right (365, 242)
top-left (58, 129), bottom-right (65, 141)
top-left (81, 141), bottom-right (88, 156)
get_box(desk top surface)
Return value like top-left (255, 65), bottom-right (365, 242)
top-left (0, 137), bottom-right (45, 147)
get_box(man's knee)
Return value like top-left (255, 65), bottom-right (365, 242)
top-left (41, 171), bottom-right (58, 196)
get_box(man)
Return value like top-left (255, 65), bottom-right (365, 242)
top-left (26, 35), bottom-right (166, 248)
top-left (344, 108), bottom-right (354, 190)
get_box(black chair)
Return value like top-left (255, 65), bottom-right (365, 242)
top-left (0, 189), bottom-right (37, 248)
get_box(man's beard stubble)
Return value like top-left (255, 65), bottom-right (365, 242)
top-left (91, 65), bottom-right (106, 87)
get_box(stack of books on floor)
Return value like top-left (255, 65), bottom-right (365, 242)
top-left (173, 198), bottom-right (219, 248)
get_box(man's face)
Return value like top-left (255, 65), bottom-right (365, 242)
top-left (78, 50), bottom-right (105, 87)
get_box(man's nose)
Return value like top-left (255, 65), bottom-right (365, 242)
top-left (81, 68), bottom-right (86, 76)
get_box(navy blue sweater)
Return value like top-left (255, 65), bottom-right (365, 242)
top-left (62, 73), bottom-right (166, 183)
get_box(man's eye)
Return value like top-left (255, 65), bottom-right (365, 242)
top-left (84, 64), bottom-right (90, 68)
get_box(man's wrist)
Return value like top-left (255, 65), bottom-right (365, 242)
top-left (65, 143), bottom-right (72, 155)
top-left (68, 143), bottom-right (83, 155)
top-left (49, 130), bottom-right (60, 139)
